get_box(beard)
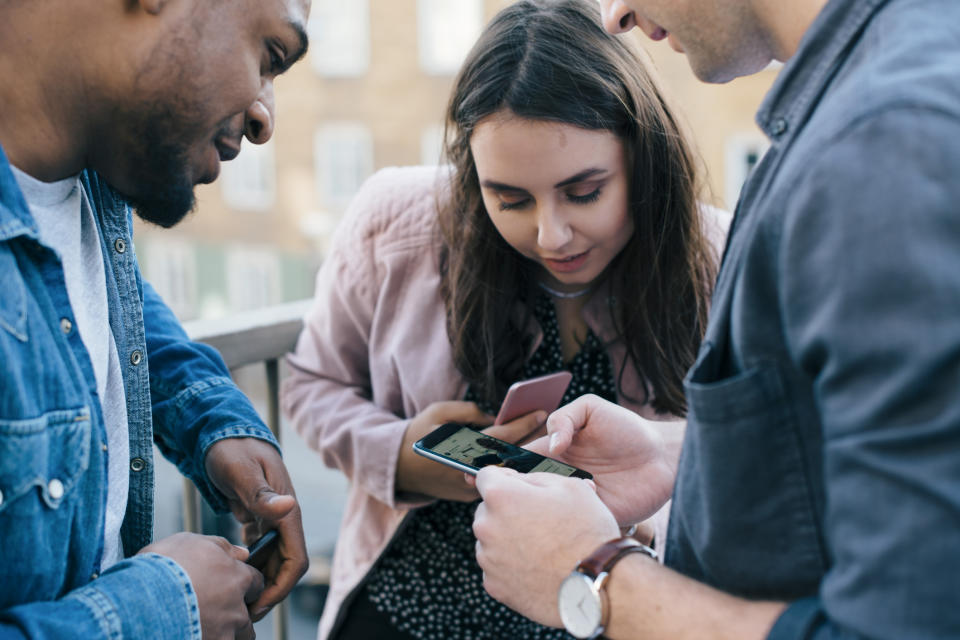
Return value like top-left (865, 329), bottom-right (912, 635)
top-left (119, 105), bottom-right (198, 229)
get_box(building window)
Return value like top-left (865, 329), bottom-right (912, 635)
top-left (420, 123), bottom-right (446, 166)
top-left (417, 0), bottom-right (483, 76)
top-left (225, 246), bottom-right (282, 312)
top-left (314, 123), bottom-right (374, 209)
top-left (308, 0), bottom-right (370, 77)
top-left (220, 139), bottom-right (275, 211)
top-left (724, 134), bottom-right (769, 209)
top-left (144, 237), bottom-right (198, 320)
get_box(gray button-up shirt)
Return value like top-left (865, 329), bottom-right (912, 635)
top-left (665, 0), bottom-right (960, 637)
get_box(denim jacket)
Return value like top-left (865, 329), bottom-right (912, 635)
top-left (0, 145), bottom-right (279, 639)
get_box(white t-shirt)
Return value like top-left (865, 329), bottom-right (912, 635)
top-left (12, 166), bottom-right (129, 570)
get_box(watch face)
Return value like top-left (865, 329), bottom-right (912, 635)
top-left (558, 572), bottom-right (604, 639)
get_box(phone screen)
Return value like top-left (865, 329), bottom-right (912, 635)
top-left (414, 423), bottom-right (592, 479)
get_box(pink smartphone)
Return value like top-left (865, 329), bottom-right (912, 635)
top-left (494, 371), bottom-right (573, 425)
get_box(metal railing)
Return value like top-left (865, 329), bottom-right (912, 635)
top-left (182, 298), bottom-right (314, 640)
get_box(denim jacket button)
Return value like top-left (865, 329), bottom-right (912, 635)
top-left (48, 479), bottom-right (64, 500)
top-left (0, 488), bottom-right (4, 507)
top-left (771, 117), bottom-right (788, 136)
top-left (114, 238), bottom-right (126, 254)
top-left (130, 350), bottom-right (143, 366)
top-left (91, 572), bottom-right (99, 580)
top-left (60, 318), bottom-right (72, 334)
top-left (130, 457), bottom-right (146, 472)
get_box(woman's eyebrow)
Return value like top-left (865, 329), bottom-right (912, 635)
top-left (479, 168), bottom-right (609, 192)
top-left (480, 180), bottom-right (527, 192)
top-left (554, 168), bottom-right (608, 188)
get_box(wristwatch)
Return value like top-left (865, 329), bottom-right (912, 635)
top-left (557, 536), bottom-right (658, 639)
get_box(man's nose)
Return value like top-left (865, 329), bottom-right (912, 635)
top-left (245, 81), bottom-right (276, 145)
top-left (599, 0), bottom-right (638, 35)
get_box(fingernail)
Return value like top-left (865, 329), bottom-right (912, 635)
top-left (549, 432), bottom-right (560, 452)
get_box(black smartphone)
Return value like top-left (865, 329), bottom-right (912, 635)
top-left (413, 422), bottom-right (592, 479)
top-left (246, 529), bottom-right (279, 570)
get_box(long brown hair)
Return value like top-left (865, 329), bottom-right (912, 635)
top-left (439, 0), bottom-right (717, 417)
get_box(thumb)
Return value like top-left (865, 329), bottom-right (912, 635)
top-left (247, 486), bottom-right (296, 519)
top-left (524, 433), bottom-right (551, 457)
top-left (545, 410), bottom-right (577, 455)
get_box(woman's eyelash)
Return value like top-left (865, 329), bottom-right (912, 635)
top-left (567, 188), bottom-right (602, 204)
top-left (499, 198), bottom-right (530, 211)
top-left (497, 187), bottom-right (602, 210)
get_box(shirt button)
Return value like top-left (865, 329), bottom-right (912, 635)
top-left (130, 350), bottom-right (143, 366)
top-left (60, 318), bottom-right (73, 334)
top-left (114, 238), bottom-right (127, 254)
top-left (770, 117), bottom-right (788, 136)
top-left (48, 478), bottom-right (65, 500)
top-left (130, 457), bottom-right (146, 472)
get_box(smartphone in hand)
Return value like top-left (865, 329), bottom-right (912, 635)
top-left (494, 371), bottom-right (572, 425)
top-left (246, 529), bottom-right (279, 570)
top-left (413, 422), bottom-right (592, 479)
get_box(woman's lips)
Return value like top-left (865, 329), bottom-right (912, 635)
top-left (544, 250), bottom-right (590, 273)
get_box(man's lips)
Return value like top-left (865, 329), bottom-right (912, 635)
top-left (216, 141), bottom-right (241, 162)
top-left (650, 27), bottom-right (669, 41)
top-left (196, 140), bottom-right (242, 185)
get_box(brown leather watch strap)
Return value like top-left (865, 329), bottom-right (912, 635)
top-left (576, 536), bottom-right (658, 579)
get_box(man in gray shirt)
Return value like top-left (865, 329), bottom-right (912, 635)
top-left (472, 0), bottom-right (960, 638)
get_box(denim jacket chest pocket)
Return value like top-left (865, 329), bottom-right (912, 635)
top-left (666, 341), bottom-right (826, 599)
top-left (0, 407), bottom-right (94, 603)
top-left (0, 407), bottom-right (92, 515)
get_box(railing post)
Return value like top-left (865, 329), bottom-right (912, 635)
top-left (265, 357), bottom-right (288, 640)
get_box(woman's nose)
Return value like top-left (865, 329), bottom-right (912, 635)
top-left (537, 206), bottom-right (573, 251)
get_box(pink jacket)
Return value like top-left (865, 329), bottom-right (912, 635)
top-left (281, 166), bottom-right (728, 639)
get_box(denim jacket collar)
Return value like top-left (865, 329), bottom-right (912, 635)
top-left (0, 145), bottom-right (41, 244)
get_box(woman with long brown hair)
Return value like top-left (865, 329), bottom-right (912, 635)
top-left (282, 1), bottom-right (727, 637)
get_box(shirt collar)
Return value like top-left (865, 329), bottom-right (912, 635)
top-left (756, 0), bottom-right (891, 141)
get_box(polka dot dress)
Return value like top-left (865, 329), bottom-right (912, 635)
top-left (363, 293), bottom-right (618, 639)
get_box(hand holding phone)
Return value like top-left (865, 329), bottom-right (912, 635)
top-left (494, 371), bottom-right (572, 425)
top-left (413, 422), bottom-right (592, 479)
top-left (245, 529), bottom-right (279, 570)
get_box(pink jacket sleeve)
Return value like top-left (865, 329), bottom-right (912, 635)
top-left (281, 168), bottom-right (457, 509)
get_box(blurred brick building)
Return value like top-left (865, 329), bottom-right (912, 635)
top-left (134, 0), bottom-right (777, 321)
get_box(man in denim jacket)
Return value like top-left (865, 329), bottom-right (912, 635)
top-left (0, 1), bottom-right (311, 638)
top-left (472, 0), bottom-right (960, 639)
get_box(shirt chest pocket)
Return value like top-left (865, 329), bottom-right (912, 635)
top-left (669, 342), bottom-right (825, 599)
top-left (0, 407), bottom-right (92, 516)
